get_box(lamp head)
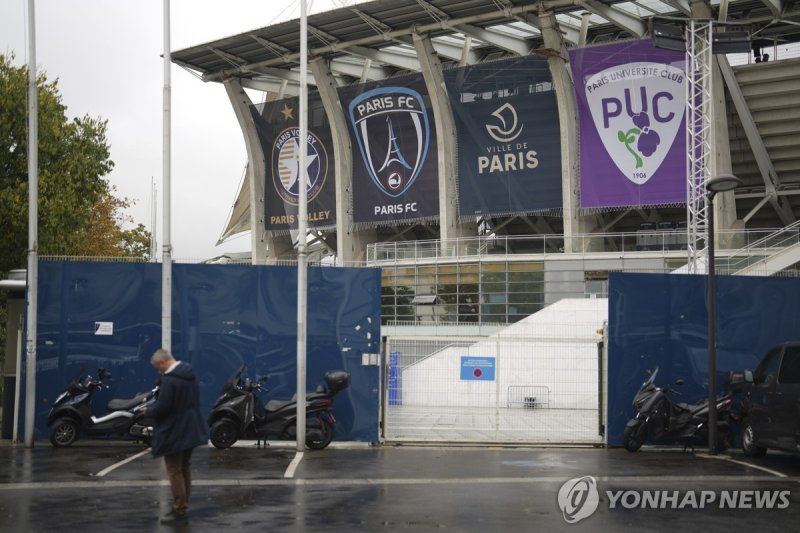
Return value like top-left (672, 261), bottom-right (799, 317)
top-left (706, 174), bottom-right (743, 194)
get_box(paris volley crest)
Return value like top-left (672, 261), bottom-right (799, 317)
top-left (271, 128), bottom-right (328, 205)
top-left (583, 61), bottom-right (684, 185)
top-left (348, 87), bottom-right (431, 198)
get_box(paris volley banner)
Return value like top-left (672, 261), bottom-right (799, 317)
top-left (339, 74), bottom-right (439, 227)
top-left (249, 93), bottom-right (336, 233)
top-left (445, 56), bottom-right (562, 217)
top-left (569, 39), bottom-right (686, 209)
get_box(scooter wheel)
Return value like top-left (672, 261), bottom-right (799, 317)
top-left (50, 418), bottom-right (79, 448)
top-left (210, 419), bottom-right (239, 449)
top-left (306, 420), bottom-right (333, 450)
top-left (623, 423), bottom-right (646, 452)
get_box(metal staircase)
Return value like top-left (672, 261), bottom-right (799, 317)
top-left (721, 220), bottom-right (800, 275)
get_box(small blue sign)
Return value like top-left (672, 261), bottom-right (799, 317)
top-left (460, 356), bottom-right (496, 381)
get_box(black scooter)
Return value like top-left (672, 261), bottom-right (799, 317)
top-left (47, 368), bottom-right (158, 448)
top-left (208, 365), bottom-right (350, 450)
top-left (623, 367), bottom-right (733, 452)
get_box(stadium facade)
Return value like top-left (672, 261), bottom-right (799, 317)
top-left (172, 0), bottom-right (800, 325)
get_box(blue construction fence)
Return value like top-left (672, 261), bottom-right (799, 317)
top-left (21, 261), bottom-right (382, 442)
top-left (607, 272), bottom-right (800, 446)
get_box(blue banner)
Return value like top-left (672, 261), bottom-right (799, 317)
top-left (25, 261), bottom-right (382, 442)
top-left (339, 75), bottom-right (440, 226)
top-left (444, 56), bottom-right (562, 217)
top-left (607, 272), bottom-right (800, 445)
top-left (250, 93), bottom-right (336, 233)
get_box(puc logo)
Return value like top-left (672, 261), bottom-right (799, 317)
top-left (582, 61), bottom-right (684, 185)
top-left (557, 476), bottom-right (600, 523)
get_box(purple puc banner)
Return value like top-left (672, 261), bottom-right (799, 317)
top-left (569, 39), bottom-right (686, 209)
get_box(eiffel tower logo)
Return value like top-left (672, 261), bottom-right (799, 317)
top-left (378, 117), bottom-right (411, 191)
top-left (378, 116), bottom-right (412, 172)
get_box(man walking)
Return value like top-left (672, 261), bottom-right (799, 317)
top-left (144, 349), bottom-right (208, 524)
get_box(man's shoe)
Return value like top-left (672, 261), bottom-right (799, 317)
top-left (160, 510), bottom-right (188, 524)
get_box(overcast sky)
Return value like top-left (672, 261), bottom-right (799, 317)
top-left (1, 0), bottom-right (363, 260)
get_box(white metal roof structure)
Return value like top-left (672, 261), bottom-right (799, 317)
top-left (174, 1), bottom-right (800, 88)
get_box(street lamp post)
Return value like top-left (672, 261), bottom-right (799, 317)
top-left (705, 174), bottom-right (743, 454)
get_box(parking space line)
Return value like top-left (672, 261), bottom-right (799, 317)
top-left (696, 453), bottom-right (788, 478)
top-left (93, 448), bottom-right (151, 478)
top-left (283, 451), bottom-right (304, 478)
top-left (2, 474), bottom-right (796, 491)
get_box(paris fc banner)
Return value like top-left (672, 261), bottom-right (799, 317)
top-left (339, 75), bottom-right (439, 226)
top-left (249, 93), bottom-right (336, 233)
top-left (445, 56), bottom-right (562, 217)
top-left (569, 39), bottom-right (686, 209)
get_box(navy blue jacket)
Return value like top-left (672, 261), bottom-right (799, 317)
top-left (148, 361), bottom-right (208, 457)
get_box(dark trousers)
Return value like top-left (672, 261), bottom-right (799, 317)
top-left (163, 448), bottom-right (194, 514)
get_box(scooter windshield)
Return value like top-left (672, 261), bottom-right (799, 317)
top-left (65, 365), bottom-right (88, 389)
top-left (219, 364), bottom-right (246, 395)
top-left (645, 366), bottom-right (659, 386)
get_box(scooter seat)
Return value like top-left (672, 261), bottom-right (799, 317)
top-left (675, 401), bottom-right (706, 414)
top-left (107, 391), bottom-right (150, 411)
top-left (264, 399), bottom-right (294, 412)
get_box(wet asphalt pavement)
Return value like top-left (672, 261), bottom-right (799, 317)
top-left (1, 440), bottom-right (800, 532)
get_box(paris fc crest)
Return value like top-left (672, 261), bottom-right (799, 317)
top-left (348, 87), bottom-right (430, 198)
top-left (271, 127), bottom-right (328, 205)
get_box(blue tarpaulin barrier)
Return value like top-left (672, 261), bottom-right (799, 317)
top-left (22, 261), bottom-right (381, 442)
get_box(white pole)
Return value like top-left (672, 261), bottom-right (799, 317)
top-left (24, 0), bottom-right (38, 448)
top-left (13, 314), bottom-right (23, 442)
top-left (296, 0), bottom-right (308, 452)
top-left (151, 178), bottom-right (158, 262)
top-left (162, 0), bottom-right (172, 351)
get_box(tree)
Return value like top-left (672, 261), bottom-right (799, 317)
top-left (1, 53), bottom-right (137, 270)
top-left (73, 190), bottom-right (152, 260)
top-left (0, 53), bottom-right (151, 403)
top-left (1, 51), bottom-right (156, 266)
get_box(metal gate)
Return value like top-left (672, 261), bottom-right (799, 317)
top-left (382, 335), bottom-right (604, 444)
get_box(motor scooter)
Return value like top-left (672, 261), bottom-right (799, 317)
top-left (47, 368), bottom-right (158, 448)
top-left (623, 367), bottom-right (733, 452)
top-left (207, 365), bottom-right (350, 450)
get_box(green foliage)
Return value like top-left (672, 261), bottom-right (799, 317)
top-left (0, 53), bottom-right (152, 389)
top-left (120, 223), bottom-right (152, 260)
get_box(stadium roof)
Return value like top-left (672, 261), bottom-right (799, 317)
top-left (172, 0), bottom-right (800, 94)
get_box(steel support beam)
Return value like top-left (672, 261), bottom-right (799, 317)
top-left (451, 24), bottom-right (531, 56)
top-left (248, 34), bottom-right (291, 57)
top-left (239, 77), bottom-right (298, 95)
top-left (576, 0), bottom-right (646, 37)
top-left (517, 12), bottom-right (580, 46)
top-left (538, 9), bottom-right (591, 252)
top-left (759, 0), bottom-right (785, 18)
top-left (309, 57), bottom-right (375, 264)
top-left (224, 78), bottom-right (275, 264)
top-left (662, 0), bottom-right (692, 17)
top-left (344, 45), bottom-right (420, 71)
top-left (329, 58), bottom-right (389, 81)
top-left (396, 35), bottom-right (480, 64)
top-left (718, 57), bottom-right (795, 225)
top-left (412, 33), bottom-right (475, 246)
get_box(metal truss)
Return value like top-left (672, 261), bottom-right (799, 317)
top-left (686, 19), bottom-right (714, 274)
